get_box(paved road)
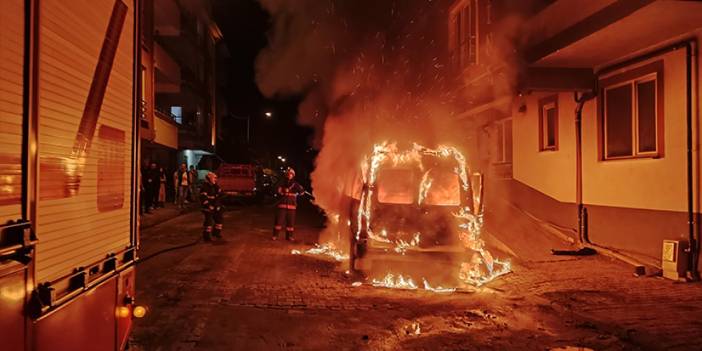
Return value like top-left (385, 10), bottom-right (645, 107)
top-left (129, 203), bottom-right (702, 351)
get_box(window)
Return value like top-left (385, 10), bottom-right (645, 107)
top-left (599, 61), bottom-right (663, 160)
top-left (449, 0), bottom-right (479, 69)
top-left (377, 169), bottom-right (416, 204)
top-left (170, 106), bottom-right (182, 124)
top-left (493, 118), bottom-right (512, 163)
top-left (538, 95), bottom-right (558, 151)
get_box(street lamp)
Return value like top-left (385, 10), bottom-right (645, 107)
top-left (265, 111), bottom-right (273, 119)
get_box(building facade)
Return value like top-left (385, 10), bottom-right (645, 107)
top-left (140, 0), bottom-right (223, 179)
top-left (450, 0), bottom-right (702, 276)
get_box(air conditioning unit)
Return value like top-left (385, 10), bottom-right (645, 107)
top-left (662, 240), bottom-right (688, 280)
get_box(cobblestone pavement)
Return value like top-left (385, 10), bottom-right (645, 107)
top-left (130, 203), bottom-right (702, 351)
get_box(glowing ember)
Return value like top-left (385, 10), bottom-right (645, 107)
top-left (372, 273), bottom-right (418, 290)
top-left (371, 273), bottom-right (458, 294)
top-left (393, 232), bottom-right (421, 255)
top-left (291, 242), bottom-right (349, 261)
top-left (422, 279), bottom-right (456, 293)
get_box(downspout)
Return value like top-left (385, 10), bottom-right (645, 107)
top-left (684, 40), bottom-right (699, 280)
top-left (575, 91), bottom-right (595, 244)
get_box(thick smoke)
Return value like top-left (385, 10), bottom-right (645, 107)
top-left (255, 0), bottom-right (523, 248)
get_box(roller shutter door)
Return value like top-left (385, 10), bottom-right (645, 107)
top-left (35, 0), bottom-right (134, 283)
top-left (0, 0), bottom-right (24, 225)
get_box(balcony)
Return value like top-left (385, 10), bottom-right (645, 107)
top-left (154, 42), bottom-right (180, 93)
top-left (154, 0), bottom-right (180, 36)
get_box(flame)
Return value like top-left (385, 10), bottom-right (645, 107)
top-left (295, 142), bottom-right (511, 292)
top-left (370, 273), bottom-right (457, 294)
top-left (355, 142), bottom-right (511, 289)
top-left (372, 273), bottom-right (418, 290)
top-left (291, 242), bottom-right (349, 261)
top-left (417, 171), bottom-right (433, 205)
top-left (422, 279), bottom-right (456, 293)
top-left (393, 232), bottom-right (420, 255)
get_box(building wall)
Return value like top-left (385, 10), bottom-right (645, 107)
top-left (511, 33), bottom-right (702, 266)
top-left (513, 92), bottom-right (577, 203)
top-left (154, 113), bottom-right (179, 149)
top-left (582, 49), bottom-right (688, 212)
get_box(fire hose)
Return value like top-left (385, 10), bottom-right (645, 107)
top-left (136, 238), bottom-right (203, 264)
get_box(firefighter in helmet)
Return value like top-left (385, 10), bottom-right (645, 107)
top-left (273, 167), bottom-right (305, 241)
top-left (200, 172), bottom-right (224, 241)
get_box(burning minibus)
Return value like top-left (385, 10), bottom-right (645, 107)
top-left (344, 142), bottom-right (510, 289)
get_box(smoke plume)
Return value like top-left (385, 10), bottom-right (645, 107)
top-left (255, 0), bottom-right (525, 248)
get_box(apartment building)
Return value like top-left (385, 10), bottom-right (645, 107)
top-left (140, 0), bottom-right (223, 174)
top-left (450, 0), bottom-right (702, 277)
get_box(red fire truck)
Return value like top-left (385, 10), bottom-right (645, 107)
top-left (216, 163), bottom-right (257, 198)
top-left (1, 0), bottom-right (142, 349)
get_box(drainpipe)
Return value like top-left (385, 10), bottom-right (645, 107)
top-left (684, 41), bottom-right (699, 280)
top-left (574, 91), bottom-right (595, 244)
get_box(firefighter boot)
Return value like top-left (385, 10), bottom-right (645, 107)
top-left (285, 230), bottom-right (295, 242)
top-left (203, 227), bottom-right (212, 242)
top-left (213, 223), bottom-right (223, 239)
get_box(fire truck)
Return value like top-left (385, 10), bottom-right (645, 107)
top-left (1, 0), bottom-right (142, 349)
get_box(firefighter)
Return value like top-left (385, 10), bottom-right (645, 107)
top-left (200, 172), bottom-right (224, 241)
top-left (273, 167), bottom-right (305, 241)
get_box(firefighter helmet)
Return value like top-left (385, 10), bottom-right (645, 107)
top-left (285, 167), bottom-right (295, 177)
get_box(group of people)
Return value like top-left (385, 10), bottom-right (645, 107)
top-left (173, 163), bottom-right (200, 210)
top-left (193, 166), bottom-right (306, 243)
top-left (140, 162), bottom-right (167, 214)
top-left (142, 161), bottom-right (307, 243)
top-left (140, 162), bottom-right (199, 214)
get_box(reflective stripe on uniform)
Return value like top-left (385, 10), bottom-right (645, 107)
top-left (277, 204), bottom-right (296, 210)
top-left (286, 227), bottom-right (294, 232)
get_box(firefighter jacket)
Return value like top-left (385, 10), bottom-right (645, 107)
top-left (200, 181), bottom-right (224, 212)
top-left (276, 180), bottom-right (304, 210)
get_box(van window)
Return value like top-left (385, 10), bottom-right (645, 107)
top-left (377, 169), bottom-right (415, 204)
top-left (424, 171), bottom-right (460, 206)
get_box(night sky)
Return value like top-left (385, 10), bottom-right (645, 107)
top-left (212, 0), bottom-right (314, 176)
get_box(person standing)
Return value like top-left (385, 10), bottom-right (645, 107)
top-left (158, 167), bottom-right (167, 207)
top-left (200, 172), bottom-right (224, 241)
top-left (144, 162), bottom-right (159, 213)
top-left (149, 163), bottom-right (161, 209)
top-left (176, 163), bottom-right (190, 209)
top-left (273, 167), bottom-right (305, 241)
top-left (189, 165), bottom-right (199, 202)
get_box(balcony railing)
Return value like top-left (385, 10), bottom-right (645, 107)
top-left (155, 106), bottom-right (182, 125)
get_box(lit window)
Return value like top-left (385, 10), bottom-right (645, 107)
top-left (538, 96), bottom-right (558, 151)
top-left (600, 61), bottom-right (663, 160)
top-left (170, 106), bottom-right (182, 124)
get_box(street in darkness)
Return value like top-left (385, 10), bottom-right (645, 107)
top-left (2, 0), bottom-right (702, 350)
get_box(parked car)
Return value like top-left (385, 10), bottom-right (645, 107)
top-left (216, 164), bottom-right (257, 198)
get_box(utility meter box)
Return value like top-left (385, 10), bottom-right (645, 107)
top-left (662, 240), bottom-right (688, 280)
